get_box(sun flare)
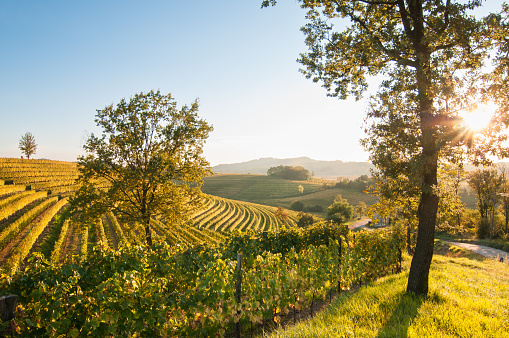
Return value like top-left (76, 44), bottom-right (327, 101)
top-left (462, 102), bottom-right (496, 131)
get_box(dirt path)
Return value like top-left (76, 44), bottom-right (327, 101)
top-left (349, 218), bottom-right (372, 231)
top-left (448, 241), bottom-right (509, 262)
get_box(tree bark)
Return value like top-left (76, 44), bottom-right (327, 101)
top-left (143, 215), bottom-right (153, 247)
top-left (407, 117), bottom-right (439, 295)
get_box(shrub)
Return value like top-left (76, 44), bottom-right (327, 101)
top-left (476, 218), bottom-right (490, 239)
top-left (290, 200), bottom-right (304, 211)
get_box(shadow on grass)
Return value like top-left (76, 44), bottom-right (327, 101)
top-left (375, 291), bottom-right (425, 338)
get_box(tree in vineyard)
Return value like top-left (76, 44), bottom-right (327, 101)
top-left (18, 132), bottom-right (37, 159)
top-left (263, 0), bottom-right (509, 295)
top-left (327, 194), bottom-right (353, 225)
top-left (70, 90), bottom-right (213, 246)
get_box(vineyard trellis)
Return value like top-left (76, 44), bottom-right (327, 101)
top-left (0, 223), bottom-right (405, 337)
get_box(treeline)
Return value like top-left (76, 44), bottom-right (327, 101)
top-left (333, 175), bottom-right (374, 192)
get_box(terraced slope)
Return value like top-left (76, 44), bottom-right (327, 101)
top-left (0, 158), bottom-right (79, 195)
top-left (0, 159), bottom-right (305, 274)
top-left (192, 195), bottom-right (299, 231)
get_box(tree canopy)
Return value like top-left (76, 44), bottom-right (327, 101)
top-left (19, 132), bottom-right (37, 159)
top-left (326, 194), bottom-right (353, 224)
top-left (267, 165), bottom-right (310, 180)
top-left (263, 0), bottom-right (509, 295)
top-left (70, 90), bottom-right (213, 246)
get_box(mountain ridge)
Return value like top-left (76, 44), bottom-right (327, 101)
top-left (212, 157), bottom-right (374, 178)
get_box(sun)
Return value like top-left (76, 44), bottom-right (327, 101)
top-left (462, 102), bottom-right (496, 131)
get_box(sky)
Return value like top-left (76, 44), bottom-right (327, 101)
top-left (0, 1), bottom-right (505, 166)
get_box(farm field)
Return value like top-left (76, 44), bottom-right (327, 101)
top-left (202, 174), bottom-right (378, 217)
top-left (0, 158), bottom-right (299, 274)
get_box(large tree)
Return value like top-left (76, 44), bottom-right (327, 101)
top-left (18, 132), bottom-right (37, 159)
top-left (70, 90), bottom-right (213, 246)
top-left (263, 1), bottom-right (508, 295)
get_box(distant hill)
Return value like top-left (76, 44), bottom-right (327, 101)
top-left (212, 157), bottom-right (374, 179)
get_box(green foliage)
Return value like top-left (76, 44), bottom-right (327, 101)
top-left (18, 132), bottom-right (37, 159)
top-left (267, 165), bottom-right (310, 181)
top-left (1, 224), bottom-right (404, 336)
top-left (476, 218), bottom-right (491, 239)
top-left (327, 194), bottom-right (353, 224)
top-left (290, 200), bottom-right (304, 211)
top-left (335, 175), bottom-right (374, 192)
top-left (264, 0), bottom-right (509, 296)
top-left (467, 168), bottom-right (502, 220)
top-left (304, 204), bottom-right (323, 213)
top-left (297, 212), bottom-right (314, 227)
top-left (70, 90), bottom-right (213, 246)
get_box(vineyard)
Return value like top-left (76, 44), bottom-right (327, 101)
top-left (0, 158), bottom-right (406, 337)
top-left (202, 174), bottom-right (379, 216)
top-left (1, 223), bottom-right (405, 337)
top-left (0, 158), bottom-right (299, 274)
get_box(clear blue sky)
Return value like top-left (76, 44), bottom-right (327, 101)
top-left (0, 1), bottom-right (504, 166)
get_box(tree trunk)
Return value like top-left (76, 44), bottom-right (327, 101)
top-left (406, 181), bottom-right (438, 295)
top-left (406, 223), bottom-right (412, 255)
top-left (143, 215), bottom-right (153, 247)
top-left (406, 33), bottom-right (438, 294)
top-left (407, 110), bottom-right (439, 296)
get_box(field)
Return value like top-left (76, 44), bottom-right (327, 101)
top-left (0, 158), bottom-right (298, 274)
top-left (202, 174), bottom-right (378, 216)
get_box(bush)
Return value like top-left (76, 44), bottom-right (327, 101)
top-left (290, 200), bottom-right (304, 211)
top-left (297, 212), bottom-right (314, 227)
top-left (476, 218), bottom-right (490, 239)
top-left (305, 204), bottom-right (323, 212)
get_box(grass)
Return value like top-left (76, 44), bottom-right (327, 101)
top-left (264, 240), bottom-right (509, 337)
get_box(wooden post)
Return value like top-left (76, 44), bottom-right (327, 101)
top-left (338, 237), bottom-right (342, 294)
top-left (235, 253), bottom-right (242, 338)
top-left (0, 294), bottom-right (17, 322)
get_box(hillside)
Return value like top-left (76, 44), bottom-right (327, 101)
top-left (0, 158), bottom-right (300, 275)
top-left (202, 174), bottom-right (378, 217)
top-left (212, 157), bottom-right (374, 178)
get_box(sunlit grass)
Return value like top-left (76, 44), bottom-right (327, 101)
top-left (265, 241), bottom-right (509, 337)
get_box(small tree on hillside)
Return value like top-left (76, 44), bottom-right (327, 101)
top-left (327, 194), bottom-right (353, 225)
top-left (70, 90), bottom-right (213, 246)
top-left (297, 212), bottom-right (314, 227)
top-left (19, 132), bottom-right (37, 159)
top-left (290, 200), bottom-right (304, 211)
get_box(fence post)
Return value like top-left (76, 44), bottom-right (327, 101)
top-left (338, 237), bottom-right (342, 294)
top-left (0, 294), bottom-right (17, 324)
top-left (235, 253), bottom-right (242, 338)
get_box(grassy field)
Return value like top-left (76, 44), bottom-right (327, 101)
top-left (265, 241), bottom-right (509, 337)
top-left (202, 174), bottom-right (378, 217)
